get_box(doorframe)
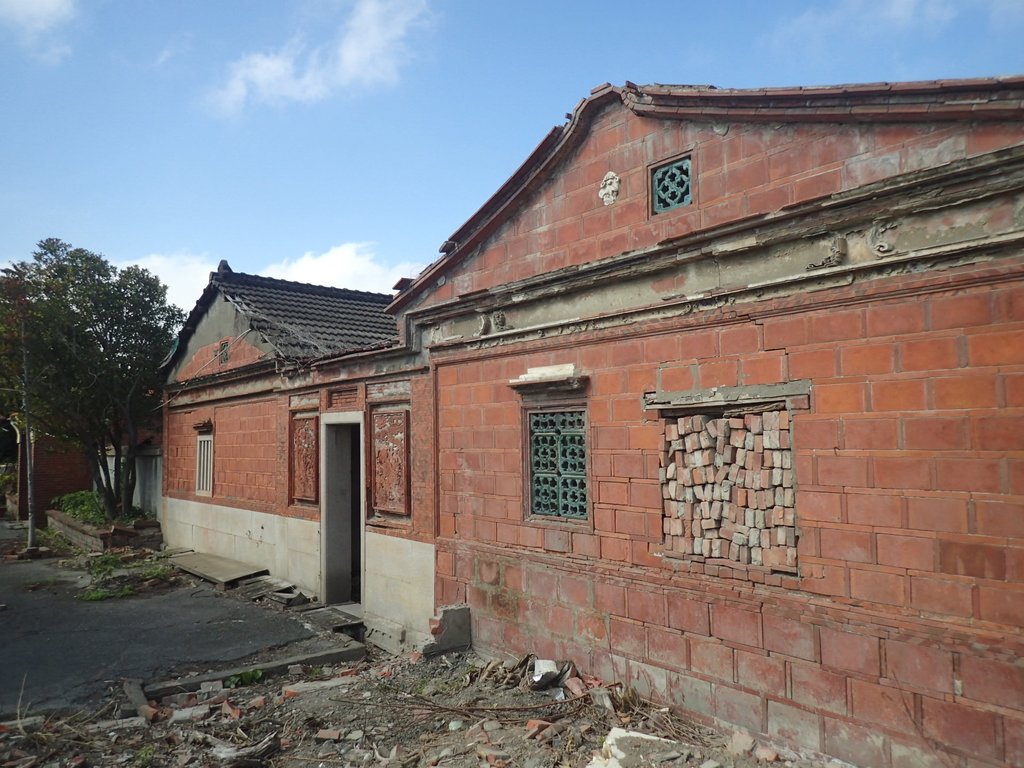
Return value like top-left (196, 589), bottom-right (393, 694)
top-left (320, 411), bottom-right (365, 605)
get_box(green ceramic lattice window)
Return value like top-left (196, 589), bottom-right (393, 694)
top-left (529, 409), bottom-right (588, 519)
top-left (651, 156), bottom-right (692, 214)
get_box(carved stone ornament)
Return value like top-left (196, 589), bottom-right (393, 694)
top-left (598, 171), bottom-right (621, 206)
top-left (806, 236), bottom-right (847, 271)
top-left (869, 220), bottom-right (898, 258)
top-left (475, 310), bottom-right (511, 337)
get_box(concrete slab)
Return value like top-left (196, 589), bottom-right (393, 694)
top-left (170, 552), bottom-right (268, 586)
top-left (303, 606), bottom-right (364, 633)
top-left (143, 641), bottom-right (365, 699)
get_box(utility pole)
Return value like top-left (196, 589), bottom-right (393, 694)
top-left (21, 315), bottom-right (36, 550)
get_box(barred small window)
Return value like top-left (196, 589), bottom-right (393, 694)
top-left (196, 433), bottom-right (213, 494)
top-left (651, 156), bottom-right (692, 214)
top-left (529, 409), bottom-right (588, 519)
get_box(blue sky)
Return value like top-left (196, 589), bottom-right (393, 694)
top-left (1, 0), bottom-right (1022, 311)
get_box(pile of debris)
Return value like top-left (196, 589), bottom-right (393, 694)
top-left (0, 648), bottom-right (837, 768)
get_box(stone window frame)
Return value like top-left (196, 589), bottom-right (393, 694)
top-left (509, 366), bottom-right (592, 527)
top-left (644, 381), bottom-right (810, 580)
top-left (649, 151), bottom-right (694, 216)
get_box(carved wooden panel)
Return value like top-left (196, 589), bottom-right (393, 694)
top-left (372, 409), bottom-right (409, 516)
top-left (290, 413), bottom-right (319, 503)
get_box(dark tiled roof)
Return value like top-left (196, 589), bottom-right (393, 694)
top-left (166, 262), bottom-right (398, 376)
top-left (212, 265), bottom-right (397, 360)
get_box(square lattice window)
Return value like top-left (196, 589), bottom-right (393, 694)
top-left (651, 156), bottom-right (692, 214)
top-left (661, 409), bottom-right (797, 572)
top-left (529, 409), bottom-right (588, 520)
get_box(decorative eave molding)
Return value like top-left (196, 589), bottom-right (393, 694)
top-left (508, 365), bottom-right (589, 398)
top-left (644, 382), bottom-right (811, 415)
top-left (623, 77), bottom-right (1024, 123)
top-left (389, 77), bottom-right (1024, 313)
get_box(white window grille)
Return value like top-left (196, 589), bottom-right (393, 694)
top-left (196, 433), bottom-right (213, 494)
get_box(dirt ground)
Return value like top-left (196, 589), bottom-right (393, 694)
top-left (1, 531), bottom-right (841, 768)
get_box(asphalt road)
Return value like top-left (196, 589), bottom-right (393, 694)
top-left (0, 523), bottom-right (314, 718)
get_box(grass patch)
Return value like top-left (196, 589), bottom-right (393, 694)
top-left (37, 527), bottom-right (77, 556)
top-left (80, 585), bottom-right (135, 601)
top-left (225, 669), bottom-right (264, 688)
top-left (87, 552), bottom-right (124, 579)
top-left (137, 562), bottom-right (173, 581)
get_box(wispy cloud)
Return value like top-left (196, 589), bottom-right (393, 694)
top-left (117, 252), bottom-right (217, 314)
top-left (0, 0), bottom-right (76, 63)
top-left (263, 242), bottom-right (423, 294)
top-left (762, 0), bottom-right (959, 79)
top-left (209, 0), bottom-right (429, 115)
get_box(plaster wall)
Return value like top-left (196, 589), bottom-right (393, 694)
top-left (363, 529), bottom-right (435, 652)
top-left (161, 496), bottom-right (321, 595)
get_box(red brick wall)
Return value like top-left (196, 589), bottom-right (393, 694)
top-left (164, 397), bottom-right (281, 513)
top-left (16, 434), bottom-right (92, 517)
top-left (433, 257), bottom-right (1024, 766)
top-left (420, 106), bottom-right (1022, 308)
top-left (174, 335), bottom-right (266, 383)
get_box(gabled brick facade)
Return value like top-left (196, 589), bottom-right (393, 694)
top-left (390, 79), bottom-right (1024, 766)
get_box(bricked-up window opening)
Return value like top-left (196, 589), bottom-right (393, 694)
top-left (529, 409), bottom-right (588, 520)
top-left (196, 433), bottom-right (213, 495)
top-left (661, 409), bottom-right (797, 572)
top-left (651, 156), bottom-right (692, 214)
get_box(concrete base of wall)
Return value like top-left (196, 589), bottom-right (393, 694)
top-left (161, 497), bottom-right (320, 596)
top-left (362, 530), bottom-right (434, 654)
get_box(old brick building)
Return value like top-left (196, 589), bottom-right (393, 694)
top-left (161, 262), bottom-right (441, 649)
top-left (164, 78), bottom-right (1024, 765)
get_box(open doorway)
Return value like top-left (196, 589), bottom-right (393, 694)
top-left (321, 414), bottom-right (363, 606)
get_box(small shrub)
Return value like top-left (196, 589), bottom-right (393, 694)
top-left (54, 491), bottom-right (107, 526)
top-left (225, 669), bottom-right (263, 688)
top-left (0, 468), bottom-right (15, 497)
top-left (87, 552), bottom-right (123, 579)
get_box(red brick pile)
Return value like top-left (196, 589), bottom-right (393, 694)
top-left (661, 411), bottom-right (797, 570)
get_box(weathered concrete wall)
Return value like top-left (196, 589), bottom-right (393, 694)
top-left (161, 496), bottom-right (320, 595)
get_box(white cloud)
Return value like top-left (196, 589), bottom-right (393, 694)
top-left (209, 0), bottom-right (428, 115)
top-left (262, 242), bottom-right (423, 294)
top-left (0, 0), bottom-right (75, 35)
top-left (763, 0), bottom-right (958, 75)
top-left (0, 0), bottom-right (76, 63)
top-left (117, 252), bottom-right (217, 314)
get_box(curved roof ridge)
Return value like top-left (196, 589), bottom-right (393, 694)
top-left (215, 268), bottom-right (393, 304)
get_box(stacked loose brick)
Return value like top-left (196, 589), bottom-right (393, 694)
top-left (662, 412), bottom-right (796, 570)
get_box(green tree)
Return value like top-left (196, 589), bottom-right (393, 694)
top-left (0, 239), bottom-right (184, 519)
